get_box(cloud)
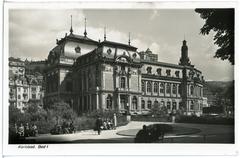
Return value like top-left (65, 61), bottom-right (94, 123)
top-left (8, 9), bottom-right (234, 81)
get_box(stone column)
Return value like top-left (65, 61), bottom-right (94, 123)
top-left (138, 96), bottom-right (141, 112)
top-left (129, 95), bottom-right (132, 111)
top-left (144, 81), bottom-right (147, 94)
top-left (96, 87), bottom-right (99, 110)
top-left (81, 96), bottom-right (84, 112)
top-left (89, 94), bottom-right (92, 112)
top-left (170, 83), bottom-right (172, 97)
top-left (117, 93), bottom-right (120, 110)
top-left (128, 76), bottom-right (131, 91)
top-left (151, 81), bottom-right (154, 95)
top-left (164, 82), bottom-right (167, 97)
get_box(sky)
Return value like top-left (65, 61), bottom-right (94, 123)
top-left (9, 9), bottom-right (234, 81)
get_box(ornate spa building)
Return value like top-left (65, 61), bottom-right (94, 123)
top-left (44, 21), bottom-right (206, 116)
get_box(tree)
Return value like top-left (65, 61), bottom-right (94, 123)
top-left (48, 101), bottom-right (77, 121)
top-left (150, 102), bottom-right (168, 117)
top-left (195, 9), bottom-right (234, 64)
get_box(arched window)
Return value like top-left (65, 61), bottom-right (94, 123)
top-left (154, 100), bottom-right (159, 106)
top-left (106, 95), bottom-right (112, 109)
top-left (190, 85), bottom-right (194, 95)
top-left (120, 77), bottom-right (126, 88)
top-left (161, 101), bottom-right (165, 107)
top-left (157, 68), bottom-right (162, 76)
top-left (141, 81), bottom-right (145, 92)
top-left (190, 101), bottom-right (194, 110)
top-left (166, 83), bottom-right (171, 94)
top-left (166, 69), bottom-right (171, 76)
top-left (172, 84), bottom-right (177, 94)
top-left (147, 100), bottom-right (152, 109)
top-left (167, 101), bottom-right (171, 109)
top-left (146, 67), bottom-right (152, 74)
top-left (141, 100), bottom-right (145, 109)
top-left (153, 82), bottom-right (158, 93)
top-left (175, 71), bottom-right (180, 78)
top-left (172, 102), bottom-right (177, 110)
top-left (132, 96), bottom-right (138, 110)
top-left (147, 81), bottom-right (152, 93)
top-left (178, 84), bottom-right (181, 94)
top-left (160, 83), bottom-right (164, 93)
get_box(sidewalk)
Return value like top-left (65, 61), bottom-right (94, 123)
top-left (26, 121), bottom-right (143, 143)
top-left (26, 121), bottom-right (234, 143)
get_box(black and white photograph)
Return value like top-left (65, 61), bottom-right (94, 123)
top-left (1, 1), bottom-right (239, 156)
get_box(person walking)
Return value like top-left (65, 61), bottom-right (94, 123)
top-left (95, 116), bottom-right (103, 135)
top-left (24, 123), bottom-right (30, 137)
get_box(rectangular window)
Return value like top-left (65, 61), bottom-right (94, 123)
top-left (167, 102), bottom-right (171, 109)
top-left (66, 81), bottom-right (73, 92)
top-left (172, 84), bottom-right (177, 94)
top-left (32, 94), bottom-right (36, 99)
top-left (120, 77), bottom-right (126, 89)
top-left (166, 83), bottom-right (171, 94)
top-left (160, 83), bottom-right (164, 93)
top-left (147, 101), bottom-right (152, 109)
top-left (153, 82), bottom-right (158, 93)
top-left (31, 87), bottom-right (37, 92)
top-left (141, 100), bottom-right (145, 109)
top-left (120, 97), bottom-right (125, 109)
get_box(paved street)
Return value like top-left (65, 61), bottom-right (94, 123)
top-left (26, 121), bottom-right (234, 143)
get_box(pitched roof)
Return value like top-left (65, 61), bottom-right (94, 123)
top-left (100, 40), bottom-right (137, 51)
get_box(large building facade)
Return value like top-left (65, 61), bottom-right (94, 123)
top-left (9, 57), bottom-right (45, 111)
top-left (44, 27), bottom-right (206, 116)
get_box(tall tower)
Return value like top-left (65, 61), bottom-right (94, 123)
top-left (179, 40), bottom-right (191, 66)
top-left (179, 40), bottom-right (191, 114)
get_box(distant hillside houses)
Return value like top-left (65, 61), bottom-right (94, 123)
top-left (9, 57), bottom-right (45, 111)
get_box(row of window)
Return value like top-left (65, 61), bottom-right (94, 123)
top-left (106, 95), bottom-right (138, 110)
top-left (146, 67), bottom-right (180, 78)
top-left (14, 87), bottom-right (38, 93)
top-left (16, 94), bottom-right (37, 100)
top-left (106, 94), bottom-right (181, 111)
top-left (141, 100), bottom-right (177, 110)
top-left (189, 85), bottom-right (202, 97)
top-left (142, 81), bottom-right (180, 94)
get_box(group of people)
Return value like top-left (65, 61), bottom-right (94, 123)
top-left (95, 116), bottom-right (117, 135)
top-left (102, 118), bottom-right (115, 130)
top-left (134, 125), bottom-right (164, 143)
top-left (15, 123), bottom-right (38, 138)
top-left (50, 121), bottom-right (76, 135)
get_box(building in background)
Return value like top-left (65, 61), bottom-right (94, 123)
top-left (8, 57), bottom-right (45, 111)
top-left (44, 22), bottom-right (206, 116)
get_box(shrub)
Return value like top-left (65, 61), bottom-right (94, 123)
top-left (131, 115), bottom-right (169, 122)
top-left (176, 115), bottom-right (234, 125)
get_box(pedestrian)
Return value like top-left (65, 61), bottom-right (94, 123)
top-left (18, 123), bottom-right (24, 137)
top-left (31, 124), bottom-right (38, 136)
top-left (134, 125), bottom-right (151, 143)
top-left (14, 123), bottom-right (18, 134)
top-left (24, 123), bottom-right (30, 137)
top-left (95, 116), bottom-right (103, 135)
top-left (113, 113), bottom-right (117, 129)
